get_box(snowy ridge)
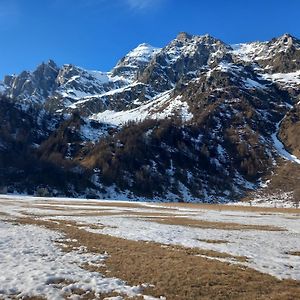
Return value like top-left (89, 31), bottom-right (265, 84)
top-left (118, 43), bottom-right (161, 65)
top-left (112, 43), bottom-right (161, 80)
top-left (231, 42), bottom-right (267, 62)
top-left (232, 34), bottom-right (300, 63)
top-left (159, 33), bottom-right (231, 67)
top-left (90, 91), bottom-right (193, 126)
top-left (67, 82), bottom-right (142, 109)
top-left (56, 65), bottom-right (129, 101)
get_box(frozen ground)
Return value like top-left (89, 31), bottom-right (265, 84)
top-left (0, 195), bottom-right (299, 299)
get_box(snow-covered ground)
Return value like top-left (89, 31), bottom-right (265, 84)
top-left (0, 222), bottom-right (151, 300)
top-left (230, 192), bottom-right (297, 209)
top-left (0, 196), bottom-right (169, 300)
top-left (1, 195), bottom-right (300, 296)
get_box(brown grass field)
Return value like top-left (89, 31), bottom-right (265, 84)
top-left (10, 216), bottom-right (300, 300)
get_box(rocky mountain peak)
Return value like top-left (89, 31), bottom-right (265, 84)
top-left (0, 61), bottom-right (59, 104)
top-left (268, 33), bottom-right (300, 53)
top-left (138, 33), bottom-right (231, 92)
top-left (47, 59), bottom-right (58, 68)
top-left (56, 64), bottom-right (81, 85)
top-left (176, 32), bottom-right (193, 41)
top-left (112, 43), bottom-right (161, 79)
top-left (126, 43), bottom-right (160, 60)
top-left (172, 32), bottom-right (226, 47)
top-left (274, 33), bottom-right (300, 47)
top-left (232, 33), bottom-right (300, 73)
top-left (36, 59), bottom-right (59, 70)
top-left (33, 60), bottom-right (59, 82)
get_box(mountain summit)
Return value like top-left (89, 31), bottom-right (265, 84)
top-left (0, 33), bottom-right (300, 202)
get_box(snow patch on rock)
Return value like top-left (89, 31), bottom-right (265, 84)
top-left (90, 91), bottom-right (193, 126)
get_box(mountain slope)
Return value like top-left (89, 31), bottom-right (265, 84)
top-left (1, 32), bottom-right (300, 201)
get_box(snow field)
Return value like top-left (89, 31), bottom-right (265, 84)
top-left (0, 222), bottom-right (153, 299)
top-left (1, 196), bottom-right (300, 284)
top-left (0, 199), bottom-right (167, 300)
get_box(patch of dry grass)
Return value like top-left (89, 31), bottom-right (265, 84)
top-left (289, 251), bottom-right (300, 257)
top-left (161, 244), bottom-right (247, 263)
top-left (146, 216), bottom-right (285, 231)
top-left (198, 239), bottom-right (229, 244)
top-left (258, 160), bottom-right (300, 193)
top-left (13, 217), bottom-right (300, 300)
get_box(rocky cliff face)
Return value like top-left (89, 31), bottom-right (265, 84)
top-left (278, 103), bottom-right (300, 157)
top-left (138, 33), bottom-right (232, 93)
top-left (3, 60), bottom-right (59, 105)
top-left (0, 32), bottom-right (300, 201)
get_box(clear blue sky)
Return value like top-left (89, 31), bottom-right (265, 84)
top-left (0, 0), bottom-right (300, 78)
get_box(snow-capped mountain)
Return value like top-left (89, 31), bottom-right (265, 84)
top-left (112, 43), bottom-right (161, 80)
top-left (3, 60), bottom-right (59, 105)
top-left (232, 33), bottom-right (300, 73)
top-left (0, 32), bottom-right (300, 202)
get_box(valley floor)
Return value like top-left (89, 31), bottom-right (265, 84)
top-left (0, 195), bottom-right (300, 299)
